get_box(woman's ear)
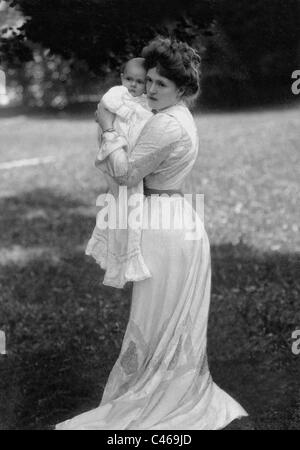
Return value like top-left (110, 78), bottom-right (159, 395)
top-left (177, 86), bottom-right (185, 98)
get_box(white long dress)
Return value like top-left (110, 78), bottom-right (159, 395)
top-left (56, 103), bottom-right (248, 430)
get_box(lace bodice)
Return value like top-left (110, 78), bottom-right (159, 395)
top-left (103, 103), bottom-right (199, 190)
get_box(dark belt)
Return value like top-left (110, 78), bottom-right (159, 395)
top-left (144, 187), bottom-right (183, 197)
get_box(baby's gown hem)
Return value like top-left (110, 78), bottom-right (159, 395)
top-left (85, 231), bottom-right (152, 289)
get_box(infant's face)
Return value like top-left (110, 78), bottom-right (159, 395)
top-left (121, 62), bottom-right (146, 97)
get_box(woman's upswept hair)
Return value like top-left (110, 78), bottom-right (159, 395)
top-left (142, 36), bottom-right (202, 103)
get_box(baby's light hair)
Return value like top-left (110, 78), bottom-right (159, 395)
top-left (121, 57), bottom-right (146, 75)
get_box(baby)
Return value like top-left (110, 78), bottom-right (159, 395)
top-left (95, 57), bottom-right (151, 195)
top-left (86, 57), bottom-right (153, 288)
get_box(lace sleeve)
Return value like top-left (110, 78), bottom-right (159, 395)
top-left (110, 113), bottom-right (182, 188)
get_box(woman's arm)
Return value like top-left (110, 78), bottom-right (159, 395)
top-left (108, 114), bottom-right (182, 188)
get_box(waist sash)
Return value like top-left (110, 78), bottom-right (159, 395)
top-left (144, 187), bottom-right (183, 197)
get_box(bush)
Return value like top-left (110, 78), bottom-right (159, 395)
top-left (1, 0), bottom-right (299, 108)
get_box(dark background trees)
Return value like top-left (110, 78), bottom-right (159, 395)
top-left (0, 0), bottom-right (299, 107)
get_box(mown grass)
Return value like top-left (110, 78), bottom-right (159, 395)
top-left (0, 103), bottom-right (299, 429)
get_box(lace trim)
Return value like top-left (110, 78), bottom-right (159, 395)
top-left (85, 233), bottom-right (151, 288)
top-left (101, 316), bottom-right (211, 404)
top-left (120, 341), bottom-right (139, 375)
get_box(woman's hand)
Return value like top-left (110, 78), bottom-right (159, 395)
top-left (96, 102), bottom-right (115, 131)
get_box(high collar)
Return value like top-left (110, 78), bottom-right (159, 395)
top-left (153, 100), bottom-right (186, 114)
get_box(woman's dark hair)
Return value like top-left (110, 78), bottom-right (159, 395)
top-left (141, 36), bottom-right (202, 101)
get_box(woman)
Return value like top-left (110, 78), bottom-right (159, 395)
top-left (56, 37), bottom-right (248, 430)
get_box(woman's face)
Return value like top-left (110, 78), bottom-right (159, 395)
top-left (146, 67), bottom-right (183, 111)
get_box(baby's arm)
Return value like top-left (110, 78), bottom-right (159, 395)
top-left (101, 86), bottom-right (133, 120)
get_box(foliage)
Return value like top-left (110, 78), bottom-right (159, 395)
top-left (214, 0), bottom-right (300, 103)
top-left (0, 0), bottom-right (300, 106)
top-left (6, 46), bottom-right (103, 107)
top-left (1, 0), bottom-right (213, 70)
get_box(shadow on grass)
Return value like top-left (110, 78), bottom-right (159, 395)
top-left (0, 189), bottom-right (299, 429)
top-left (0, 102), bottom-right (98, 121)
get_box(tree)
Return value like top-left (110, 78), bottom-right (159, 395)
top-left (1, 0), bottom-right (214, 71)
top-left (215, 0), bottom-right (300, 100)
top-left (1, 0), bottom-right (299, 107)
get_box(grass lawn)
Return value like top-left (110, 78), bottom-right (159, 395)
top-left (0, 103), bottom-right (299, 430)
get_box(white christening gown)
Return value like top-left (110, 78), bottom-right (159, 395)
top-left (56, 102), bottom-right (248, 430)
